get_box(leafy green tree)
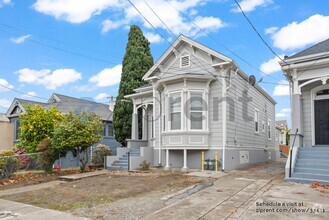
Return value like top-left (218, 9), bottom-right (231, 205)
top-left (19, 105), bottom-right (63, 153)
top-left (113, 25), bottom-right (154, 146)
top-left (52, 112), bottom-right (103, 172)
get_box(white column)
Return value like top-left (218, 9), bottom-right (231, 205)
top-left (164, 149), bottom-right (170, 170)
top-left (131, 104), bottom-right (139, 140)
top-left (142, 107), bottom-right (148, 140)
top-left (182, 149), bottom-right (188, 171)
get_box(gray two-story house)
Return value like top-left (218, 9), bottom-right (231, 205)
top-left (107, 35), bottom-right (279, 171)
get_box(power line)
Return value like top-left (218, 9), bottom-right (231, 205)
top-left (0, 28), bottom-right (119, 65)
top-left (233, 0), bottom-right (289, 66)
top-left (165, 0), bottom-right (282, 80)
top-left (0, 22), bottom-right (123, 60)
top-left (128, 0), bottom-right (221, 84)
top-left (0, 84), bottom-right (49, 100)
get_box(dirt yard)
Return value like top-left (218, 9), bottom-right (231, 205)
top-left (1, 170), bottom-right (208, 219)
top-left (0, 169), bottom-right (82, 190)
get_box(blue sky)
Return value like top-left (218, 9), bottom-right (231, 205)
top-left (0, 0), bottom-right (329, 125)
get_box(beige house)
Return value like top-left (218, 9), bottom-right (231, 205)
top-left (0, 113), bottom-right (14, 152)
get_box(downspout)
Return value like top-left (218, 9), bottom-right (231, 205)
top-left (158, 90), bottom-right (162, 166)
top-left (221, 71), bottom-right (227, 171)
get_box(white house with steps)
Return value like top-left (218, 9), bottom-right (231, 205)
top-left (107, 35), bottom-right (279, 171)
top-left (279, 38), bottom-right (329, 184)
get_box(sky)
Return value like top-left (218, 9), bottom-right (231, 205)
top-left (0, 0), bottom-right (329, 125)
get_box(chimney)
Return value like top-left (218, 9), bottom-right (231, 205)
top-left (109, 96), bottom-right (115, 111)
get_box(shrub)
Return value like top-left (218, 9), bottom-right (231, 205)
top-left (140, 160), bottom-right (151, 170)
top-left (36, 138), bottom-right (57, 173)
top-left (92, 144), bottom-right (112, 166)
top-left (0, 151), bottom-right (20, 179)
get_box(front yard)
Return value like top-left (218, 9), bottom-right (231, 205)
top-left (0, 169), bottom-right (208, 219)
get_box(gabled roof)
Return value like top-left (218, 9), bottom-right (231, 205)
top-left (275, 120), bottom-right (288, 129)
top-left (142, 35), bottom-right (233, 80)
top-left (6, 94), bottom-right (112, 121)
top-left (0, 113), bottom-right (9, 122)
top-left (285, 38), bottom-right (329, 60)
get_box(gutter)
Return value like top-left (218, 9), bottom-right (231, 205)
top-left (221, 73), bottom-right (227, 171)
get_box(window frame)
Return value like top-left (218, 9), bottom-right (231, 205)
top-left (254, 108), bottom-right (259, 133)
top-left (268, 119), bottom-right (272, 140)
top-left (168, 91), bottom-right (183, 131)
top-left (188, 90), bottom-right (206, 130)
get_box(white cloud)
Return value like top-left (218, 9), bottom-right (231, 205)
top-left (33, 0), bottom-right (120, 23)
top-left (276, 108), bottom-right (291, 118)
top-left (0, 0), bottom-right (11, 8)
top-left (0, 78), bottom-right (14, 92)
top-left (22, 91), bottom-right (38, 98)
top-left (144, 32), bottom-right (162, 43)
top-left (264, 26), bottom-right (278, 35)
top-left (231, 0), bottom-right (273, 13)
top-left (94, 93), bottom-right (109, 101)
top-left (270, 14), bottom-right (329, 51)
top-left (0, 98), bottom-right (11, 109)
top-left (10, 34), bottom-right (31, 44)
top-left (102, 20), bottom-right (125, 33)
top-left (33, 0), bottom-right (226, 38)
top-left (16, 68), bottom-right (82, 90)
top-left (89, 64), bottom-right (122, 87)
top-left (273, 80), bottom-right (290, 96)
top-left (260, 55), bottom-right (284, 75)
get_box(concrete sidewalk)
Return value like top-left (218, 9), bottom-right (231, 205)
top-left (0, 181), bottom-right (65, 197)
top-left (0, 199), bottom-right (89, 220)
top-left (58, 169), bottom-right (109, 181)
top-left (143, 159), bottom-right (329, 220)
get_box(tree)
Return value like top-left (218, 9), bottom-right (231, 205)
top-left (52, 112), bottom-right (103, 172)
top-left (113, 25), bottom-right (154, 146)
top-left (19, 105), bottom-right (63, 153)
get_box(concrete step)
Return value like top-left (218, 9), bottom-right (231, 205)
top-left (294, 167), bottom-right (329, 175)
top-left (295, 163), bottom-right (329, 170)
top-left (297, 154), bottom-right (329, 159)
top-left (285, 177), bottom-right (329, 185)
top-left (108, 166), bottom-right (128, 171)
top-left (111, 163), bottom-right (128, 167)
top-left (296, 159), bottom-right (329, 165)
top-left (291, 172), bottom-right (329, 181)
top-left (314, 145), bottom-right (329, 148)
top-left (299, 147), bottom-right (329, 152)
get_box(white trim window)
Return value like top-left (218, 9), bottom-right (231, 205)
top-left (268, 119), bottom-right (272, 140)
top-left (189, 92), bottom-right (204, 130)
top-left (254, 109), bottom-right (259, 133)
top-left (169, 92), bottom-right (182, 130)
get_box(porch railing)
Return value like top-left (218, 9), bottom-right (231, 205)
top-left (289, 128), bottom-right (299, 178)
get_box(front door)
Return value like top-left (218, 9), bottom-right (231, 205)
top-left (315, 99), bottom-right (329, 145)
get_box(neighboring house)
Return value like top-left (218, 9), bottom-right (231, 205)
top-left (275, 120), bottom-right (288, 145)
top-left (279, 38), bottom-right (329, 184)
top-left (275, 120), bottom-right (289, 157)
top-left (5, 93), bottom-right (121, 167)
top-left (107, 35), bottom-right (278, 171)
top-left (0, 113), bottom-right (14, 152)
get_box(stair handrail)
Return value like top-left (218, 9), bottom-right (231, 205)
top-left (289, 128), bottom-right (299, 178)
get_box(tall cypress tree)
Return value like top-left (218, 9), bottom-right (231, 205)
top-left (113, 25), bottom-right (154, 146)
